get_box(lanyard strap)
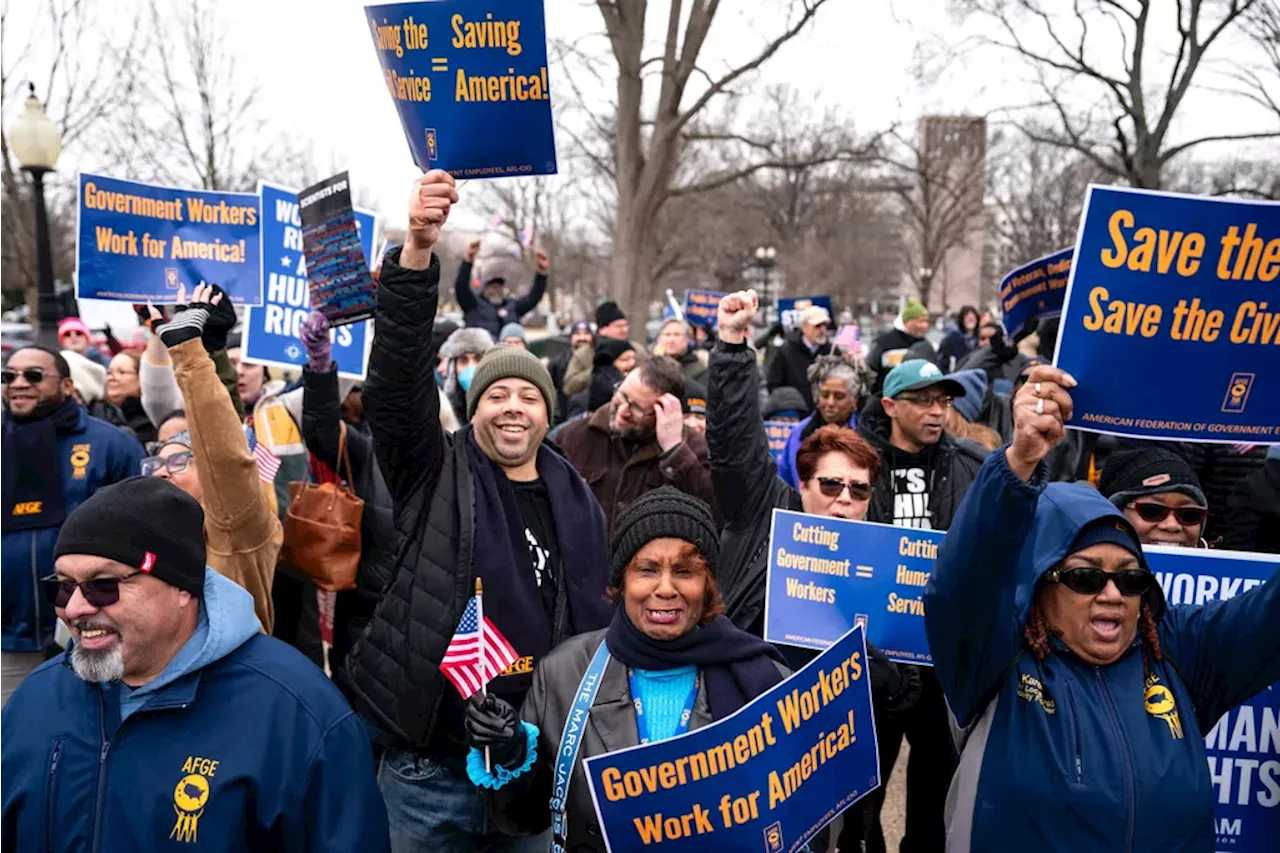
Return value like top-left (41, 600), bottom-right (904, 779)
top-left (627, 669), bottom-right (699, 745)
top-left (550, 640), bottom-right (611, 853)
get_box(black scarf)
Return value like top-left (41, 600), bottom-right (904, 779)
top-left (466, 433), bottom-right (613, 682)
top-left (606, 608), bottom-right (786, 721)
top-left (2, 397), bottom-right (82, 532)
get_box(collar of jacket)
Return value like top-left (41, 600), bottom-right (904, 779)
top-left (586, 405), bottom-right (663, 465)
top-left (64, 658), bottom-right (205, 720)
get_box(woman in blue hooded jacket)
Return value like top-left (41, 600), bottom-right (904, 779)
top-left (925, 365), bottom-right (1280, 853)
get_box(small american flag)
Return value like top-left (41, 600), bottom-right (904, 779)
top-left (441, 596), bottom-right (518, 698)
top-left (244, 426), bottom-right (281, 484)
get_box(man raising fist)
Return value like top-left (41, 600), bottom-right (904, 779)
top-left (453, 235), bottom-right (552, 339)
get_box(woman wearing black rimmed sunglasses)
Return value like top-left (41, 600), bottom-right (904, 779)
top-left (925, 365), bottom-right (1280, 853)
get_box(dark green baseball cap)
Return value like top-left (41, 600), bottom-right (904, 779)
top-left (883, 359), bottom-right (966, 400)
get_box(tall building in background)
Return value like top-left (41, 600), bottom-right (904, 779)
top-left (916, 115), bottom-right (988, 314)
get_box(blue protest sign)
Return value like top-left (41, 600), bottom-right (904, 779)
top-left (1053, 186), bottom-right (1279, 444)
top-left (683, 289), bottom-right (724, 328)
top-left (240, 182), bottom-right (377, 379)
top-left (764, 422), bottom-right (797, 464)
top-left (585, 625), bottom-right (880, 853)
top-left (777, 296), bottom-right (833, 332)
top-left (365, 1), bottom-right (557, 178)
top-left (764, 509), bottom-right (938, 665)
top-left (77, 173), bottom-right (262, 305)
top-left (1147, 545), bottom-right (1279, 853)
top-left (999, 247), bottom-right (1072, 339)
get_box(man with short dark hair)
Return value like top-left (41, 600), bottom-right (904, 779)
top-left (2, 346), bottom-right (143, 704)
top-left (556, 355), bottom-right (714, 531)
top-left (1, 476), bottom-right (389, 850)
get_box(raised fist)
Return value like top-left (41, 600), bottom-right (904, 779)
top-left (717, 290), bottom-right (759, 345)
top-left (407, 170), bottom-right (458, 253)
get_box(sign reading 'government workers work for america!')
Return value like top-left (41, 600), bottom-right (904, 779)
top-left (585, 625), bottom-right (880, 853)
top-left (365, 0), bottom-right (556, 178)
top-left (1000, 247), bottom-right (1072, 340)
top-left (1146, 545), bottom-right (1280, 853)
top-left (764, 509), bottom-right (939, 666)
top-left (76, 173), bottom-right (263, 306)
top-left (1053, 186), bottom-right (1279, 445)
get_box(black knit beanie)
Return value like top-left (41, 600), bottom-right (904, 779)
top-left (1098, 447), bottom-right (1206, 508)
top-left (593, 337), bottom-right (635, 368)
top-left (595, 301), bottom-right (626, 328)
top-left (610, 487), bottom-right (720, 587)
top-left (53, 477), bottom-right (207, 596)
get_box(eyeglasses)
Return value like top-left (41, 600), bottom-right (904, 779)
top-left (141, 451), bottom-right (194, 477)
top-left (616, 389), bottom-right (654, 419)
top-left (810, 477), bottom-right (873, 501)
top-left (1048, 566), bottom-right (1155, 597)
top-left (896, 393), bottom-right (953, 409)
top-left (1, 367), bottom-right (51, 385)
top-left (41, 571), bottom-right (143, 608)
top-left (1128, 502), bottom-right (1207, 526)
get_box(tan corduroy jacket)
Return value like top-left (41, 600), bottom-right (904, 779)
top-left (171, 339), bottom-right (280, 632)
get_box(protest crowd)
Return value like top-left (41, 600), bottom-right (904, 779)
top-left (4, 79), bottom-right (1280, 853)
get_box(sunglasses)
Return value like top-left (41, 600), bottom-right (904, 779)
top-left (141, 450), bottom-right (194, 477)
top-left (897, 393), bottom-right (953, 409)
top-left (1, 367), bottom-right (52, 385)
top-left (1048, 566), bottom-right (1155, 597)
top-left (1129, 501), bottom-right (1207, 526)
top-left (811, 477), bottom-right (873, 501)
top-left (41, 571), bottom-right (143, 608)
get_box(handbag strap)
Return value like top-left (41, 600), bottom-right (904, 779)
top-left (338, 421), bottom-right (356, 492)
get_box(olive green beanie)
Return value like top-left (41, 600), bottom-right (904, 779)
top-left (465, 344), bottom-right (556, 419)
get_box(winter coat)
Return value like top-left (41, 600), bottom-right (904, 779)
top-left (482, 628), bottom-right (788, 853)
top-left (937, 329), bottom-right (976, 373)
top-left (865, 327), bottom-right (926, 394)
top-left (554, 403), bottom-right (714, 533)
top-left (1221, 454), bottom-right (1280, 554)
top-left (171, 339), bottom-right (280, 633)
top-left (673, 349), bottom-right (709, 387)
top-left (1, 407), bottom-right (143, 652)
top-left (925, 449), bottom-right (1280, 853)
top-left (766, 331), bottom-right (830, 409)
top-left (776, 410), bottom-right (857, 490)
top-left (1, 568), bottom-right (389, 853)
top-left (563, 340), bottom-right (647, 397)
top-left (453, 259), bottom-right (548, 340)
top-left (1185, 443), bottom-right (1268, 545)
top-left (115, 395), bottom-right (157, 445)
top-left (857, 395), bottom-right (988, 531)
top-left (301, 366), bottom-right (397, 679)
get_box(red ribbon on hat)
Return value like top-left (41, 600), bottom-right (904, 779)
top-left (139, 552), bottom-right (156, 573)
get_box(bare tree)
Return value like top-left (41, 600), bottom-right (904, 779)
top-left (584, 0), bottom-right (845, 323)
top-left (958, 0), bottom-right (1279, 189)
top-left (1235, 0), bottom-right (1280, 120)
top-left (101, 0), bottom-right (309, 192)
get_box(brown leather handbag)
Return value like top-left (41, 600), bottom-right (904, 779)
top-left (281, 422), bottom-right (363, 591)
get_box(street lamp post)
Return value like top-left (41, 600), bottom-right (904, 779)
top-left (9, 83), bottom-right (64, 348)
top-left (754, 244), bottom-right (777, 312)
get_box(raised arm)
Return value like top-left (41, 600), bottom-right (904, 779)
top-left (454, 239), bottom-right (480, 312)
top-left (512, 248), bottom-right (550, 317)
top-left (925, 364), bottom-right (1076, 727)
top-left (140, 336), bottom-right (184, 428)
top-left (364, 172), bottom-right (458, 506)
top-left (707, 290), bottom-right (780, 530)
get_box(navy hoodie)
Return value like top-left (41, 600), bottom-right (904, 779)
top-left (1, 569), bottom-right (389, 852)
top-left (925, 449), bottom-right (1280, 853)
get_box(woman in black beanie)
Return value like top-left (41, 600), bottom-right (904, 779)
top-left (462, 487), bottom-right (788, 852)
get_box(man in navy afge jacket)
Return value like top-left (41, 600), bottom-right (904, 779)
top-left (2, 345), bottom-right (143, 703)
top-left (1, 477), bottom-right (389, 852)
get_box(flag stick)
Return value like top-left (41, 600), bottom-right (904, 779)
top-left (476, 577), bottom-right (491, 774)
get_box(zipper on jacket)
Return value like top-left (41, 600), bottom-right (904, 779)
top-left (91, 694), bottom-right (113, 853)
top-left (1061, 684), bottom-right (1083, 783)
top-left (31, 533), bottom-right (42, 647)
top-left (45, 738), bottom-right (63, 853)
top-left (1095, 667), bottom-right (1135, 853)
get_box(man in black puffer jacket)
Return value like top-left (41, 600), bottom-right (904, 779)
top-left (352, 172), bottom-right (612, 853)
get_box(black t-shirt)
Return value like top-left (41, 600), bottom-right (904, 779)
top-left (512, 478), bottom-right (560, 619)
top-left (888, 447), bottom-right (936, 529)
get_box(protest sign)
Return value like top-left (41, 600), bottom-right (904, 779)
top-left (683, 289), bottom-right (724, 328)
top-left (365, 1), bottom-right (556, 178)
top-left (1147, 545), bottom-right (1279, 853)
top-left (1053, 186), bottom-right (1279, 445)
top-left (764, 509), bottom-right (938, 666)
top-left (777, 296), bottom-right (833, 332)
top-left (77, 173), bottom-right (262, 305)
top-left (765, 422), bottom-right (798, 464)
top-left (298, 172), bottom-right (378, 327)
top-left (241, 182), bottom-right (377, 379)
top-left (999, 247), bottom-right (1072, 339)
top-left (586, 625), bottom-right (880, 853)
top-left (833, 323), bottom-right (861, 355)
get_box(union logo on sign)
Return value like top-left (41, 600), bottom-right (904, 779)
top-left (1220, 372), bottom-right (1254, 414)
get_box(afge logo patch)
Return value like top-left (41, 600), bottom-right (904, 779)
top-left (763, 820), bottom-right (784, 853)
top-left (1221, 372), bottom-right (1254, 414)
top-left (1144, 673), bottom-right (1183, 739)
top-left (170, 755), bottom-right (219, 843)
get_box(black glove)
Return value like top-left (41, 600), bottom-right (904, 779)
top-left (867, 641), bottom-right (921, 714)
top-left (155, 303), bottom-right (211, 350)
top-left (465, 693), bottom-right (527, 769)
top-left (200, 283), bottom-right (237, 353)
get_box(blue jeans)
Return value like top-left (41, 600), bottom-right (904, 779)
top-left (377, 748), bottom-right (552, 853)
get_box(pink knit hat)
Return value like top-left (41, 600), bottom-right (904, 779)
top-left (57, 316), bottom-right (92, 343)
